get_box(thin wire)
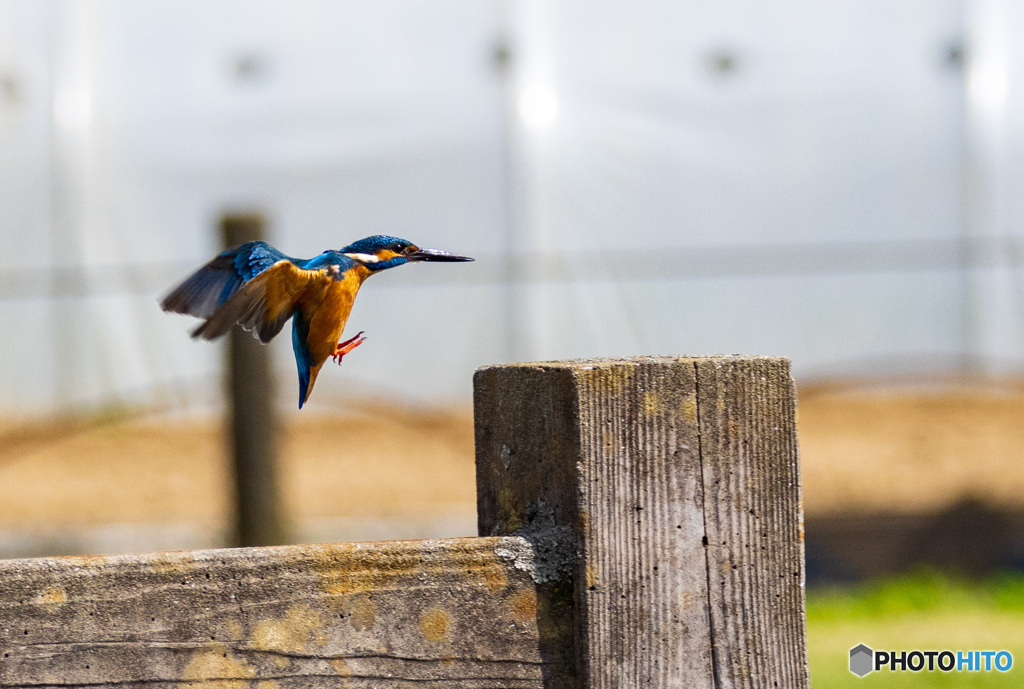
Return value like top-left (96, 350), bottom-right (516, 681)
top-left (3, 235), bottom-right (1022, 300)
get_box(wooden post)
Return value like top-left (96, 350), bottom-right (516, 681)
top-left (474, 356), bottom-right (809, 688)
top-left (221, 212), bottom-right (285, 547)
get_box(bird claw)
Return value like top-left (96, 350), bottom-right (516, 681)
top-left (332, 331), bottom-right (366, 364)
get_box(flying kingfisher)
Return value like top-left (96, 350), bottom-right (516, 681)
top-left (161, 235), bottom-right (473, 408)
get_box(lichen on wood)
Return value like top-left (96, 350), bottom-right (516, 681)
top-left (0, 537), bottom-right (545, 688)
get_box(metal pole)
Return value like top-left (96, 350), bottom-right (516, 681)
top-left (220, 212), bottom-right (286, 547)
top-left (493, 7), bottom-right (525, 364)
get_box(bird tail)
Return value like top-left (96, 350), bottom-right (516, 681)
top-left (292, 312), bottom-right (323, 409)
top-left (298, 362), bottom-right (325, 409)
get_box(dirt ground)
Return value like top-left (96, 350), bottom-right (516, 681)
top-left (798, 379), bottom-right (1024, 515)
top-left (1, 379), bottom-right (1023, 556)
top-left (0, 400), bottom-right (475, 526)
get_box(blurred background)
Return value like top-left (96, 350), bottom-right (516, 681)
top-left (2, 1), bottom-right (1024, 684)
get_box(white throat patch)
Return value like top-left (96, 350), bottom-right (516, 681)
top-left (344, 252), bottom-right (380, 263)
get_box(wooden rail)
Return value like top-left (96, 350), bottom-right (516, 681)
top-left (0, 356), bottom-right (808, 688)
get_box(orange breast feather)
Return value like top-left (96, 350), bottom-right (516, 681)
top-left (302, 265), bottom-right (370, 365)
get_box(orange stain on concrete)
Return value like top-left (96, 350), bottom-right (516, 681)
top-left (483, 564), bottom-right (507, 592)
top-left (419, 609), bottom-right (449, 642)
top-left (509, 589), bottom-right (537, 624)
top-left (642, 390), bottom-right (660, 417)
top-left (682, 396), bottom-right (698, 424)
top-left (182, 645), bottom-right (254, 689)
top-left (345, 593), bottom-right (377, 632)
top-left (251, 605), bottom-right (324, 664)
top-left (36, 588), bottom-right (68, 608)
top-left (311, 543), bottom-right (413, 598)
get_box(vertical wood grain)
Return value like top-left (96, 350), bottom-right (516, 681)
top-left (696, 357), bottom-right (808, 689)
top-left (475, 356), bottom-right (808, 689)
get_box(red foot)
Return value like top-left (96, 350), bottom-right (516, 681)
top-left (332, 331), bottom-right (366, 364)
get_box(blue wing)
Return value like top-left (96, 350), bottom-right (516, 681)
top-left (161, 241), bottom-right (298, 319)
top-left (189, 260), bottom-right (331, 344)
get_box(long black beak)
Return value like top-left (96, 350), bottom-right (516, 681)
top-left (407, 248), bottom-right (474, 262)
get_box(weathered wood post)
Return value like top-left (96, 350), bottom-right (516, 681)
top-left (475, 356), bottom-right (809, 688)
top-left (220, 212), bottom-right (285, 547)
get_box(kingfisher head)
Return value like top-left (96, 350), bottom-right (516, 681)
top-left (340, 235), bottom-right (473, 271)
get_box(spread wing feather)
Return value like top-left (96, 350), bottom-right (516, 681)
top-left (191, 261), bottom-right (330, 343)
top-left (160, 241), bottom-right (295, 319)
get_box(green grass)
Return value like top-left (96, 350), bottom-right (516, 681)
top-left (807, 571), bottom-right (1024, 687)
